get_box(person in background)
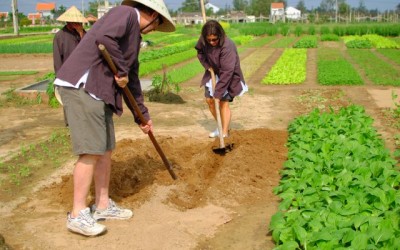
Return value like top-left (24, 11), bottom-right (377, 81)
top-left (53, 0), bottom-right (175, 237)
top-left (195, 20), bottom-right (248, 138)
top-left (53, 5), bottom-right (87, 73)
top-left (53, 5), bottom-right (87, 125)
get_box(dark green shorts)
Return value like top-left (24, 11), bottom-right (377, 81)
top-left (58, 86), bottom-right (115, 155)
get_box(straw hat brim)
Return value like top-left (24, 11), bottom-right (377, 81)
top-left (57, 5), bottom-right (88, 23)
top-left (122, 0), bottom-right (175, 32)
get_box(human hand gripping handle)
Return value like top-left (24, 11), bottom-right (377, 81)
top-left (208, 68), bottom-right (225, 151)
top-left (98, 44), bottom-right (177, 180)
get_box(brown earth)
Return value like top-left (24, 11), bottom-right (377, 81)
top-left (0, 44), bottom-right (399, 250)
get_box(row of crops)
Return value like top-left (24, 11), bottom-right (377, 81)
top-left (270, 105), bottom-right (400, 249)
top-left (1, 22), bottom-right (400, 248)
top-left (1, 22), bottom-right (399, 86)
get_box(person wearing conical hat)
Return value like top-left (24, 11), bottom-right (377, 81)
top-left (53, 6), bottom-right (88, 126)
top-left (53, 0), bottom-right (175, 237)
top-left (53, 5), bottom-right (88, 73)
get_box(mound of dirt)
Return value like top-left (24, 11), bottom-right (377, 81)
top-left (3, 128), bottom-right (287, 249)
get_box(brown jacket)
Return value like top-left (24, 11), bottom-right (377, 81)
top-left (56, 5), bottom-right (149, 123)
top-left (195, 36), bottom-right (245, 99)
top-left (53, 25), bottom-right (85, 73)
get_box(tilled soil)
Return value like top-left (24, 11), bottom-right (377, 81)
top-left (0, 46), bottom-right (399, 249)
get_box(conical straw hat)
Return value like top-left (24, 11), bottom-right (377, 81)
top-left (121, 0), bottom-right (175, 32)
top-left (57, 5), bottom-right (88, 23)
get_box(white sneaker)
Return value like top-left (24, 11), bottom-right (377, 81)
top-left (67, 207), bottom-right (106, 236)
top-left (209, 128), bottom-right (220, 138)
top-left (92, 198), bottom-right (133, 221)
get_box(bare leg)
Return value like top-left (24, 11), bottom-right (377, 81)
top-left (94, 150), bottom-right (112, 210)
top-left (219, 101), bottom-right (231, 136)
top-left (72, 154), bottom-right (99, 217)
top-left (206, 97), bottom-right (216, 119)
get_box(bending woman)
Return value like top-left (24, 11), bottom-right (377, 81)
top-left (195, 20), bottom-right (247, 138)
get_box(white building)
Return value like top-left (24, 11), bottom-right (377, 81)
top-left (205, 3), bottom-right (220, 14)
top-left (286, 6), bottom-right (301, 20)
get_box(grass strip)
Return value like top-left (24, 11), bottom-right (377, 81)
top-left (241, 48), bottom-right (274, 80)
top-left (0, 71), bottom-right (38, 76)
top-left (376, 49), bottom-right (400, 65)
top-left (347, 49), bottom-right (400, 86)
top-left (262, 48), bottom-right (307, 84)
top-left (270, 37), bottom-right (296, 48)
top-left (317, 48), bottom-right (363, 85)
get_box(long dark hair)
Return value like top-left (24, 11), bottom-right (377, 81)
top-left (201, 20), bottom-right (225, 47)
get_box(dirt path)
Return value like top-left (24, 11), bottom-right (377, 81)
top-left (0, 50), bottom-right (399, 249)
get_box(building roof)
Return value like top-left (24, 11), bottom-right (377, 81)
top-left (271, 2), bottom-right (284, 9)
top-left (36, 2), bottom-right (56, 12)
top-left (28, 13), bottom-right (42, 20)
top-left (86, 14), bottom-right (98, 22)
top-left (0, 12), bottom-right (8, 18)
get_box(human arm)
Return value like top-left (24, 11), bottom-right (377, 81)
top-left (213, 39), bottom-right (237, 99)
top-left (52, 33), bottom-right (63, 74)
top-left (95, 7), bottom-right (138, 80)
top-left (195, 39), bottom-right (211, 70)
top-left (122, 67), bottom-right (151, 127)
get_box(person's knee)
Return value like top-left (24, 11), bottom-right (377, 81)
top-left (206, 98), bottom-right (214, 106)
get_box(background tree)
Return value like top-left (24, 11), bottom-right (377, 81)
top-left (233, 0), bottom-right (248, 11)
top-left (52, 5), bottom-right (67, 20)
top-left (296, 0), bottom-right (307, 13)
top-left (86, 0), bottom-right (112, 16)
top-left (338, 2), bottom-right (350, 15)
top-left (249, 0), bottom-right (271, 16)
top-left (397, 3), bottom-right (400, 13)
top-left (179, 0), bottom-right (202, 12)
top-left (357, 0), bottom-right (368, 14)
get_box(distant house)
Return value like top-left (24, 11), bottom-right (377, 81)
top-left (270, 2), bottom-right (285, 23)
top-left (97, 1), bottom-right (115, 19)
top-left (176, 12), bottom-right (203, 25)
top-left (228, 11), bottom-right (247, 23)
top-left (205, 3), bottom-right (220, 14)
top-left (36, 2), bottom-right (56, 19)
top-left (286, 6), bottom-right (301, 20)
top-left (28, 13), bottom-right (42, 25)
top-left (0, 12), bottom-right (9, 21)
top-left (86, 14), bottom-right (98, 25)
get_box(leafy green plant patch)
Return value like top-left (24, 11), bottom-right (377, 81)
top-left (270, 105), bottom-right (400, 249)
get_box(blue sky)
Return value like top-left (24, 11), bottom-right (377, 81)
top-left (0, 0), bottom-right (398, 15)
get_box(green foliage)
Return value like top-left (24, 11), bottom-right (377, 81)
top-left (37, 72), bottom-right (60, 108)
top-left (320, 33), bottom-right (340, 41)
top-left (151, 73), bottom-right (180, 94)
top-left (308, 26), bottom-right (316, 35)
top-left (345, 39), bottom-right (372, 49)
top-left (168, 61), bottom-right (203, 84)
top-left (279, 25), bottom-right (290, 36)
top-left (317, 48), bottom-right (363, 85)
top-left (377, 49), bottom-right (400, 65)
top-left (270, 105), bottom-right (400, 249)
top-left (343, 34), bottom-right (400, 49)
top-left (293, 35), bottom-right (318, 48)
top-left (347, 49), bottom-right (400, 86)
top-left (231, 35), bottom-right (254, 45)
top-left (294, 26), bottom-right (303, 37)
top-left (262, 48), bottom-right (307, 85)
top-left (244, 36), bottom-right (275, 48)
top-left (271, 37), bottom-right (296, 48)
top-left (0, 34), bottom-right (54, 53)
top-left (0, 88), bottom-right (41, 107)
top-left (0, 128), bottom-right (72, 186)
top-left (320, 26), bottom-right (331, 35)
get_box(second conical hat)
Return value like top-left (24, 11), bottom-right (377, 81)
top-left (57, 5), bottom-right (88, 23)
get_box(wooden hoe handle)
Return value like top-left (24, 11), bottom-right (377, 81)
top-left (98, 44), bottom-right (177, 180)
